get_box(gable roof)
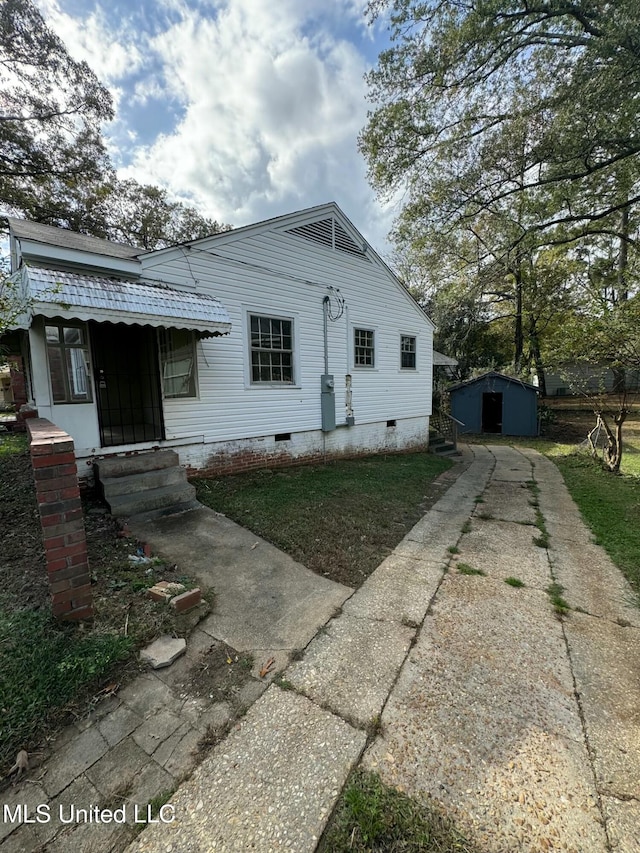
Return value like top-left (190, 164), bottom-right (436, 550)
top-left (141, 201), bottom-right (435, 329)
top-left (6, 217), bottom-right (140, 260)
top-left (448, 371), bottom-right (538, 393)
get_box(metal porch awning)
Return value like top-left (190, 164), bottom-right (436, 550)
top-left (12, 266), bottom-right (232, 337)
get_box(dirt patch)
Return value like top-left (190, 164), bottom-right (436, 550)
top-left (0, 444), bottom-right (49, 611)
top-left (178, 640), bottom-right (254, 702)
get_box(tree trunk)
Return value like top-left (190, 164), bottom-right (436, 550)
top-left (597, 411), bottom-right (626, 473)
top-left (514, 268), bottom-right (523, 372)
top-left (528, 318), bottom-right (546, 396)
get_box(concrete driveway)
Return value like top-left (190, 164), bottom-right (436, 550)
top-left (127, 444), bottom-right (640, 853)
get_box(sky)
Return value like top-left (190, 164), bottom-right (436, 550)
top-left (35, 0), bottom-right (397, 252)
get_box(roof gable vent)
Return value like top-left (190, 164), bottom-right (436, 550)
top-left (286, 217), bottom-right (367, 259)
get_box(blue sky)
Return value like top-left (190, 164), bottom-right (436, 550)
top-left (36, 0), bottom-right (396, 251)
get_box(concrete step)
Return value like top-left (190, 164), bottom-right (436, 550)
top-left (94, 450), bottom-right (179, 480)
top-left (431, 442), bottom-right (458, 456)
top-left (107, 481), bottom-right (197, 518)
top-left (100, 464), bottom-right (189, 499)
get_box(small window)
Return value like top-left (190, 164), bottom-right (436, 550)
top-left (401, 335), bottom-right (416, 369)
top-left (45, 322), bottom-right (92, 403)
top-left (159, 329), bottom-right (197, 398)
top-left (250, 314), bottom-right (294, 384)
top-left (354, 328), bottom-right (375, 367)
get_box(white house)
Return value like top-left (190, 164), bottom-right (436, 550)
top-left (5, 203), bottom-right (434, 480)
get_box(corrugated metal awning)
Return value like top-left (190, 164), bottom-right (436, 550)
top-left (13, 266), bottom-right (231, 337)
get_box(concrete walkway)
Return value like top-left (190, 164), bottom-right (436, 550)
top-left (0, 509), bottom-right (351, 853)
top-left (124, 445), bottom-right (640, 853)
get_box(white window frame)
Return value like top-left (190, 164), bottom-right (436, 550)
top-left (353, 327), bottom-right (375, 369)
top-left (158, 329), bottom-right (199, 399)
top-left (400, 334), bottom-right (417, 370)
top-left (45, 321), bottom-right (93, 404)
top-left (246, 311), bottom-right (297, 387)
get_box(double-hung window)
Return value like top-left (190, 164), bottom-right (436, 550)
top-left (354, 328), bottom-right (375, 367)
top-left (159, 329), bottom-right (197, 398)
top-left (45, 322), bottom-right (92, 403)
top-left (401, 335), bottom-right (417, 369)
top-left (250, 314), bottom-right (294, 384)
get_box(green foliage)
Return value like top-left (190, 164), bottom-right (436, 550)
top-left (363, 0), bottom-right (640, 237)
top-left (545, 582), bottom-right (570, 617)
top-left (319, 770), bottom-right (478, 853)
top-left (0, 0), bottom-right (114, 229)
top-left (0, 608), bottom-right (131, 763)
top-left (364, 1), bottom-right (640, 384)
top-left (505, 577), bottom-right (525, 588)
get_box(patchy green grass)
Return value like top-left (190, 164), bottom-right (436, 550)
top-left (0, 611), bottom-right (131, 764)
top-left (505, 577), bottom-right (526, 588)
top-left (457, 563), bottom-right (486, 576)
top-left (546, 582), bottom-right (571, 617)
top-left (318, 770), bottom-right (479, 853)
top-left (194, 452), bottom-right (453, 587)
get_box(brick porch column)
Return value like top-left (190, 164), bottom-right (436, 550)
top-left (26, 419), bottom-right (93, 620)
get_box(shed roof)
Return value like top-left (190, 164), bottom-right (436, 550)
top-left (12, 266), bottom-right (231, 336)
top-left (448, 371), bottom-right (538, 393)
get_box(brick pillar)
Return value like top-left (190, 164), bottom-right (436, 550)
top-left (27, 419), bottom-right (93, 620)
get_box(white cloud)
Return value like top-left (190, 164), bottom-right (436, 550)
top-left (37, 0), bottom-right (394, 248)
top-left (36, 0), bottom-right (144, 84)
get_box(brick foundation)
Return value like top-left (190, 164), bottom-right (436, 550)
top-left (187, 441), bottom-right (429, 479)
top-left (27, 418), bottom-right (93, 620)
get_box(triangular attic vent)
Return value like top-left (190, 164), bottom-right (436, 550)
top-left (286, 217), bottom-right (367, 258)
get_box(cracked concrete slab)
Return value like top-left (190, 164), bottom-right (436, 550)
top-left (363, 570), bottom-right (606, 852)
top-left (456, 517), bottom-right (551, 587)
top-left (341, 553), bottom-right (444, 625)
top-left (286, 613), bottom-right (415, 728)
top-left (43, 726), bottom-right (109, 797)
top-left (564, 613), bottom-right (640, 799)
top-left (550, 539), bottom-right (640, 627)
top-left (125, 687), bottom-right (366, 853)
top-left (128, 506), bottom-right (353, 655)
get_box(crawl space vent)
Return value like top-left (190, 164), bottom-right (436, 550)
top-left (287, 217), bottom-right (367, 258)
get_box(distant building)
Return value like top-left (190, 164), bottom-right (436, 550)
top-left (449, 371), bottom-right (538, 437)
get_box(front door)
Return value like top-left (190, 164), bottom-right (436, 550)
top-left (90, 322), bottom-right (165, 447)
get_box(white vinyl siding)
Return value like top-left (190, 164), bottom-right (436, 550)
top-left (141, 216), bottom-right (433, 442)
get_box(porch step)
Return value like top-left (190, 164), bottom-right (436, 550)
top-left (107, 482), bottom-right (198, 518)
top-left (100, 465), bottom-right (189, 499)
top-left (95, 450), bottom-right (179, 480)
top-left (94, 450), bottom-right (197, 519)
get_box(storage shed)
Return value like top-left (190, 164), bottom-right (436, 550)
top-left (448, 372), bottom-right (538, 437)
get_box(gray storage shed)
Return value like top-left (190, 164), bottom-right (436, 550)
top-left (448, 372), bottom-right (539, 437)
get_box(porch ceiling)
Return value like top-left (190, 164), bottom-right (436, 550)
top-left (18, 266), bottom-right (232, 336)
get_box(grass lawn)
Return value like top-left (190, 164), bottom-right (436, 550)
top-left (194, 452), bottom-right (454, 587)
